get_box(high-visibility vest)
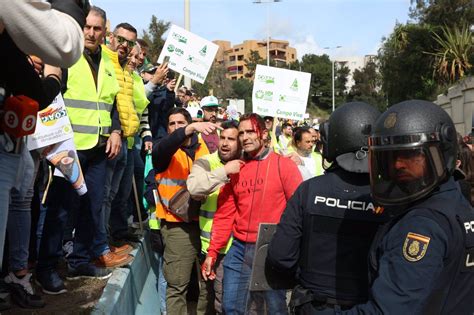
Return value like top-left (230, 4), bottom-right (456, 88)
top-left (127, 71), bottom-right (150, 149)
top-left (155, 137), bottom-right (209, 222)
top-left (102, 45), bottom-right (139, 137)
top-left (199, 152), bottom-right (232, 254)
top-left (63, 51), bottom-right (119, 150)
top-left (287, 145), bottom-right (324, 177)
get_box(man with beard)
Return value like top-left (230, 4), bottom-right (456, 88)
top-left (188, 120), bottom-right (244, 314)
top-left (341, 100), bottom-right (474, 314)
top-left (199, 95), bottom-right (220, 153)
top-left (102, 22), bottom-right (141, 245)
top-left (286, 126), bottom-right (324, 180)
top-left (202, 113), bottom-right (302, 314)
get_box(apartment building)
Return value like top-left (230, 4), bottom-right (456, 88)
top-left (214, 39), bottom-right (297, 80)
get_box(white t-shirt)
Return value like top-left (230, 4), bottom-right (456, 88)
top-left (298, 154), bottom-right (317, 181)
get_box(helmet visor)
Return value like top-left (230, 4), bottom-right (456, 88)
top-left (369, 146), bottom-right (444, 205)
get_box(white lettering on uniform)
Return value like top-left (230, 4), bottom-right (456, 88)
top-left (464, 221), bottom-right (474, 233)
top-left (466, 253), bottom-right (474, 267)
top-left (314, 195), bottom-right (374, 211)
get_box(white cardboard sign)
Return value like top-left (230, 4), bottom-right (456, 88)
top-left (252, 65), bottom-right (311, 120)
top-left (157, 25), bottom-right (218, 84)
top-left (27, 93), bottom-right (74, 150)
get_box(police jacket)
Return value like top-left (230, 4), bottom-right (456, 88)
top-left (343, 178), bottom-right (474, 314)
top-left (267, 166), bottom-right (387, 304)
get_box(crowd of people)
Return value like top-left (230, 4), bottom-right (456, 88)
top-left (1, 2), bottom-right (474, 315)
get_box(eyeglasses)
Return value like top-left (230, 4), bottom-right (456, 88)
top-left (114, 34), bottom-right (136, 47)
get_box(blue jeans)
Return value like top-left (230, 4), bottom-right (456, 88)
top-left (110, 148), bottom-right (134, 238)
top-left (37, 146), bottom-right (108, 271)
top-left (7, 152), bottom-right (39, 271)
top-left (223, 239), bottom-right (288, 315)
top-left (103, 139), bottom-right (127, 238)
top-left (0, 151), bottom-right (21, 272)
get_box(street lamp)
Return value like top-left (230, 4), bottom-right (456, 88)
top-left (324, 46), bottom-right (342, 112)
top-left (253, 0), bottom-right (281, 66)
top-left (184, 0), bottom-right (191, 88)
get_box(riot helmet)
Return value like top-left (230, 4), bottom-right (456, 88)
top-left (369, 100), bottom-right (457, 206)
top-left (320, 102), bottom-right (381, 173)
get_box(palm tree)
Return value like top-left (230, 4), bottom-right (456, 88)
top-left (430, 24), bottom-right (473, 83)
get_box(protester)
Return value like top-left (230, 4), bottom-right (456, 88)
top-left (278, 122), bottom-right (293, 155)
top-left (101, 22), bottom-right (141, 245)
top-left (203, 113), bottom-right (302, 314)
top-left (152, 107), bottom-right (218, 314)
top-left (0, 0), bottom-right (86, 309)
top-left (188, 120), bottom-right (243, 314)
top-left (200, 96), bottom-right (220, 153)
top-left (286, 126), bottom-right (324, 180)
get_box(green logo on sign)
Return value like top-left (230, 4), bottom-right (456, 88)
top-left (199, 45), bottom-right (207, 57)
top-left (167, 44), bottom-right (175, 53)
top-left (290, 79), bottom-right (298, 91)
top-left (279, 95), bottom-right (287, 102)
top-left (257, 75), bottom-right (275, 84)
top-left (172, 32), bottom-right (187, 44)
top-left (255, 90), bottom-right (264, 99)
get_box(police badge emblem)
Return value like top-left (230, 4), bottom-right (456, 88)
top-left (403, 232), bottom-right (430, 262)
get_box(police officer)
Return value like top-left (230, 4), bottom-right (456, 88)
top-left (341, 100), bottom-right (474, 314)
top-left (267, 102), bottom-right (388, 314)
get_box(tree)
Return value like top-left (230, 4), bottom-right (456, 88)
top-left (142, 15), bottom-right (171, 62)
top-left (378, 23), bottom-right (438, 104)
top-left (231, 79), bottom-right (253, 113)
top-left (348, 61), bottom-right (387, 111)
top-left (409, 0), bottom-right (474, 28)
top-left (193, 63), bottom-right (233, 100)
top-left (244, 50), bottom-right (266, 79)
top-left (429, 23), bottom-right (473, 84)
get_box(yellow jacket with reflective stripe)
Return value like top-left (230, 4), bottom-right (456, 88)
top-left (102, 45), bottom-right (139, 137)
top-left (63, 50), bottom-right (119, 150)
top-left (199, 152), bottom-right (232, 254)
top-left (127, 71), bottom-right (150, 149)
top-left (155, 137), bottom-right (210, 222)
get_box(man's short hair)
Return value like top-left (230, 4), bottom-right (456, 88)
top-left (89, 6), bottom-right (106, 25)
top-left (294, 126), bottom-right (311, 144)
top-left (114, 22), bottom-right (137, 35)
top-left (136, 39), bottom-right (149, 49)
top-left (282, 122), bottom-right (292, 130)
top-left (239, 113), bottom-right (266, 137)
top-left (221, 120), bottom-right (239, 131)
top-left (167, 107), bottom-right (192, 125)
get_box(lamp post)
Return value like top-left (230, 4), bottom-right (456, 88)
top-left (324, 46), bottom-right (342, 112)
top-left (184, 0), bottom-right (191, 88)
top-left (253, 0), bottom-right (281, 66)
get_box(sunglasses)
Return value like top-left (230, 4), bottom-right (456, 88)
top-left (114, 34), bottom-right (136, 47)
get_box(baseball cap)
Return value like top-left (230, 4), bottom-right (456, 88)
top-left (200, 96), bottom-right (219, 108)
top-left (140, 63), bottom-right (157, 74)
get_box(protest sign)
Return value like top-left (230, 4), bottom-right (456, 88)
top-left (27, 93), bottom-right (73, 150)
top-left (43, 138), bottom-right (87, 196)
top-left (228, 99), bottom-right (245, 115)
top-left (252, 65), bottom-right (311, 121)
top-left (157, 25), bottom-right (218, 84)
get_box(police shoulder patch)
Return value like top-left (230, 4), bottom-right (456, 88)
top-left (403, 232), bottom-right (430, 262)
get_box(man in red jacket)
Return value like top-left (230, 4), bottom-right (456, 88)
top-left (202, 113), bottom-right (302, 314)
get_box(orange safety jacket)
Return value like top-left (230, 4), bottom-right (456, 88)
top-left (155, 137), bottom-right (209, 222)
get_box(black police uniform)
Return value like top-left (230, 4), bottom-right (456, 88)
top-left (342, 178), bottom-right (474, 314)
top-left (267, 167), bottom-right (388, 313)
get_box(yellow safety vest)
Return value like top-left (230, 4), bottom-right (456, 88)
top-left (199, 152), bottom-right (233, 254)
top-left (102, 45), bottom-right (139, 137)
top-left (127, 71), bottom-right (150, 149)
top-left (63, 51), bottom-right (119, 150)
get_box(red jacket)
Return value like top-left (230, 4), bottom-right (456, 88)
top-left (207, 150), bottom-right (302, 259)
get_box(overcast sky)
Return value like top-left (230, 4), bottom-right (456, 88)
top-left (93, 0), bottom-right (411, 59)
